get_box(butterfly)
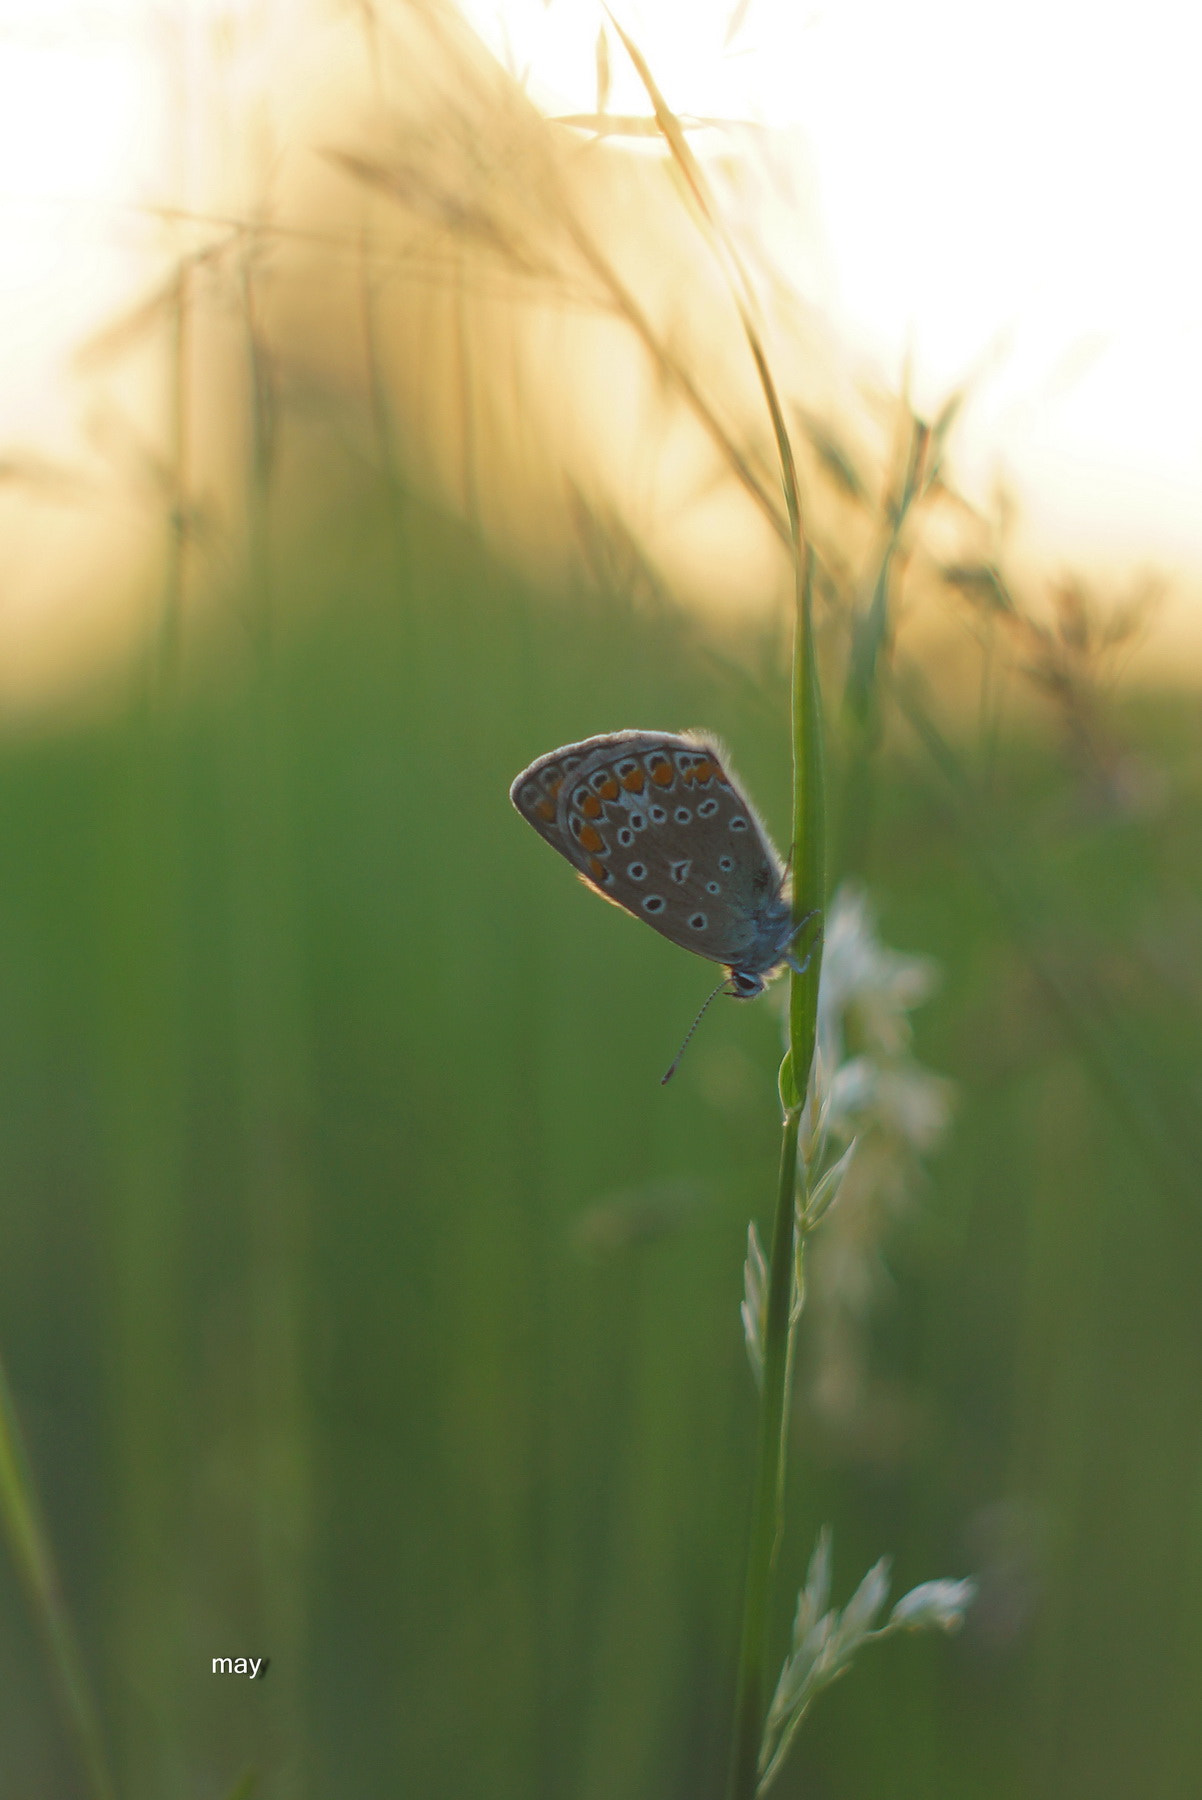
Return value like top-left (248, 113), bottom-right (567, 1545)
top-left (510, 731), bottom-right (815, 1073)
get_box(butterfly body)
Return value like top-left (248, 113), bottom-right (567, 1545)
top-left (510, 730), bottom-right (796, 995)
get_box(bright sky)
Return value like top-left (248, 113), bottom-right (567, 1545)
top-left (0, 6), bottom-right (157, 454)
top-left (463, 0), bottom-right (1202, 589)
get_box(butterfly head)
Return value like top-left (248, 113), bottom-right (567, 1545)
top-left (728, 968), bottom-right (767, 1000)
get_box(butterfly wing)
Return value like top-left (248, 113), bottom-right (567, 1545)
top-left (511, 731), bottom-right (789, 975)
top-left (509, 732), bottom-right (657, 857)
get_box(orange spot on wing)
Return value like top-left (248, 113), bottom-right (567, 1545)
top-left (534, 798), bottom-right (555, 821)
top-left (693, 759), bottom-right (713, 783)
top-left (579, 824), bottom-right (604, 852)
top-left (587, 856), bottom-right (607, 882)
top-left (649, 759), bottom-right (673, 786)
top-left (620, 766), bottom-right (645, 792)
top-left (581, 793), bottom-right (603, 819)
top-left (547, 776), bottom-right (563, 797)
top-left (597, 775), bottom-right (619, 800)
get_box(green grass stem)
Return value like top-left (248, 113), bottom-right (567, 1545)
top-left (0, 1353), bottom-right (116, 1800)
top-left (599, 28), bottom-right (829, 1792)
top-left (725, 504), bottom-right (826, 1800)
top-left (726, 1110), bottom-right (803, 1800)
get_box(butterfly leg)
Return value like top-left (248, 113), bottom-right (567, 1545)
top-left (784, 908), bottom-right (822, 976)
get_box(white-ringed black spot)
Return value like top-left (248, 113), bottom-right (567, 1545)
top-left (674, 751), bottom-right (693, 772)
top-left (719, 855), bottom-right (734, 872)
top-left (590, 769), bottom-right (612, 790)
top-left (643, 894), bottom-right (666, 914)
top-left (674, 806), bottom-right (692, 825)
top-left (649, 805), bottom-right (667, 823)
top-left (617, 827), bottom-right (635, 847)
top-left (689, 913), bottom-right (708, 931)
top-left (540, 767), bottom-right (559, 789)
top-left (627, 862), bottom-right (647, 881)
top-left (706, 881), bottom-right (721, 895)
top-left (697, 798), bottom-right (719, 818)
top-left (616, 758), bottom-right (637, 776)
top-left (570, 817), bottom-right (583, 838)
top-left (670, 860), bottom-right (691, 884)
top-left (630, 812), bottom-right (646, 830)
top-left (729, 816), bottom-right (749, 832)
top-left (573, 786), bottom-right (590, 808)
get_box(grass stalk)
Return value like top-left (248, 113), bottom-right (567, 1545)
top-left (223, 237), bottom-right (313, 1800)
top-left (158, 259), bottom-right (191, 689)
top-left (837, 411), bottom-right (929, 879)
top-left (727, 1111), bottom-right (802, 1800)
top-left (725, 410), bottom-right (825, 1800)
top-left (0, 1353), bottom-right (116, 1800)
top-left (601, 27), bottom-right (828, 1791)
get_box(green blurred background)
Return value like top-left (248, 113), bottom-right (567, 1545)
top-left (1, 479), bottom-right (1201, 1800)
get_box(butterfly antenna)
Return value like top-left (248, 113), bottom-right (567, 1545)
top-left (660, 975), bottom-right (733, 1086)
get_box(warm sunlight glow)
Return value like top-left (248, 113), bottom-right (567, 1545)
top-left (0, 8), bottom-right (159, 452)
top-left (461, 0), bottom-right (1202, 628)
top-left (0, 0), bottom-right (283, 704)
top-left (2, 0), bottom-right (1202, 701)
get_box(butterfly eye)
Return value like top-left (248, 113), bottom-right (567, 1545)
top-left (731, 971), bottom-right (764, 998)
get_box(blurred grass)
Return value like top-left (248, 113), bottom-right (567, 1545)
top-left (0, 481), bottom-right (1201, 1799)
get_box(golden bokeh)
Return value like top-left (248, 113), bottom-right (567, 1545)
top-left (2, 0), bottom-right (1201, 704)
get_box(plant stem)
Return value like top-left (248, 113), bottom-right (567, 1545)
top-left (597, 32), bottom-right (829, 1788)
top-left (727, 425), bottom-right (826, 1800)
top-left (727, 1108), bottom-right (802, 1800)
top-left (788, 551), bottom-right (826, 1097)
top-left (0, 1353), bottom-right (116, 1800)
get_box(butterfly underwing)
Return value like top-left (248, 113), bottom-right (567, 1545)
top-left (510, 729), bottom-right (798, 998)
